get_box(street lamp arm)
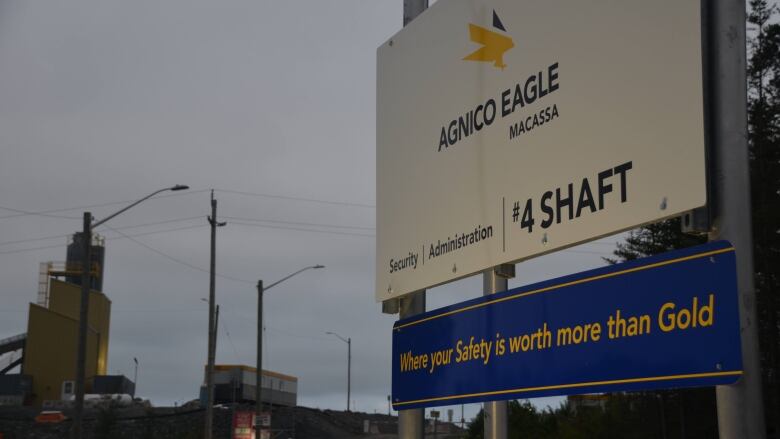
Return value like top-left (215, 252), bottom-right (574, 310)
top-left (264, 264), bottom-right (325, 291)
top-left (92, 185), bottom-right (189, 229)
top-left (325, 331), bottom-right (351, 412)
top-left (72, 184), bottom-right (188, 439)
top-left (255, 263), bottom-right (324, 434)
top-left (326, 332), bottom-right (349, 344)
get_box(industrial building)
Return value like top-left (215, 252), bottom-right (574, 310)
top-left (0, 233), bottom-right (130, 407)
top-left (200, 364), bottom-right (297, 407)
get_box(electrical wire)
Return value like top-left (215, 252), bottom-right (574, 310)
top-left (0, 224), bottom-right (204, 255)
top-left (228, 219), bottom-right (614, 254)
top-left (229, 221), bottom-right (374, 238)
top-left (0, 221), bottom-right (615, 258)
top-left (220, 318), bottom-right (242, 363)
top-left (222, 216), bottom-right (374, 231)
top-left (0, 216), bottom-right (203, 248)
top-left (0, 213), bottom-right (375, 249)
top-left (0, 232), bottom-right (73, 248)
top-left (0, 205), bottom-right (80, 220)
top-left (94, 216), bottom-right (203, 233)
top-left (266, 326), bottom-right (334, 342)
top-left (215, 188), bottom-right (375, 209)
top-left (0, 189), bottom-right (210, 220)
top-left (105, 225), bottom-right (203, 241)
top-left (102, 224), bottom-right (255, 285)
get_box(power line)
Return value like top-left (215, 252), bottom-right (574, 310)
top-left (1, 212), bottom-right (375, 249)
top-left (0, 224), bottom-right (204, 255)
top-left (102, 225), bottom-right (255, 285)
top-left (0, 232), bottom-right (73, 248)
top-left (0, 205), bottom-right (81, 220)
top-left (229, 220), bottom-right (619, 253)
top-left (222, 215), bottom-right (374, 231)
top-left (0, 243), bottom-right (66, 255)
top-left (215, 188), bottom-right (375, 209)
top-left (105, 225), bottom-right (203, 241)
top-left (1, 215), bottom-right (616, 252)
top-left (0, 221), bottom-right (615, 257)
top-left (0, 187), bottom-right (373, 223)
top-left (0, 189), bottom-right (210, 221)
top-left (95, 216), bottom-right (203, 233)
top-left (220, 318), bottom-right (242, 363)
top-left (265, 326), bottom-right (334, 342)
top-left (229, 221), bottom-right (375, 238)
top-left (0, 216), bottom-right (203, 248)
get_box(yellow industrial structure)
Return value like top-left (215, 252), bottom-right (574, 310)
top-left (22, 278), bottom-right (111, 405)
top-left (0, 233), bottom-right (113, 407)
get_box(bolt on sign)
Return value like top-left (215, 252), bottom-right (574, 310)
top-left (376, 0), bottom-right (706, 301)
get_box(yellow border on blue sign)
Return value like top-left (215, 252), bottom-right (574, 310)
top-left (395, 246), bottom-right (734, 331)
top-left (393, 370), bottom-right (743, 407)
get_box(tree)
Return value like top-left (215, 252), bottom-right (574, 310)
top-left (465, 401), bottom-right (557, 439)
top-left (747, 0), bottom-right (780, 435)
top-left (604, 218), bottom-right (705, 265)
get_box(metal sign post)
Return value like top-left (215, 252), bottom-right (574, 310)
top-left (708, 0), bottom-right (766, 437)
top-left (397, 291), bottom-right (426, 439)
top-left (483, 265), bottom-right (513, 439)
top-left (394, 2), bottom-right (428, 439)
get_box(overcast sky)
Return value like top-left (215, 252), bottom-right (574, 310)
top-left (0, 0), bottom-right (629, 420)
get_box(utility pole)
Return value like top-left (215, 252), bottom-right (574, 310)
top-left (254, 265), bottom-right (323, 438)
top-left (68, 185), bottom-right (188, 439)
top-left (256, 280), bottom-right (264, 437)
top-left (133, 358), bottom-right (138, 398)
top-left (483, 265), bottom-right (513, 439)
top-left (205, 191), bottom-right (225, 439)
top-left (326, 332), bottom-right (352, 412)
top-left (708, 0), bottom-right (766, 437)
top-left (347, 337), bottom-right (351, 412)
top-left (403, 0), bottom-right (427, 26)
top-left (71, 213), bottom-right (92, 439)
top-left (214, 304), bottom-right (220, 363)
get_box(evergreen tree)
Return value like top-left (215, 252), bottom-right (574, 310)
top-left (604, 218), bottom-right (705, 265)
top-left (748, 0), bottom-right (780, 435)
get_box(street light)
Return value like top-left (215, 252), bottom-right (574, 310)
top-left (132, 357), bottom-right (138, 399)
top-left (325, 331), bottom-right (351, 412)
top-left (71, 185), bottom-right (188, 439)
top-left (255, 264), bottom-right (324, 436)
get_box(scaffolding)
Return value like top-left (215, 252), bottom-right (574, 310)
top-left (37, 261), bottom-right (101, 308)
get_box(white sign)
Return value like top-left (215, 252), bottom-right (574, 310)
top-left (376, 0), bottom-right (706, 301)
top-left (253, 412), bottom-right (271, 427)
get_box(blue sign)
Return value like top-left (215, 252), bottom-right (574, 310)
top-left (392, 241), bottom-right (742, 410)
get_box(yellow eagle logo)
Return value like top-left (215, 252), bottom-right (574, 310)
top-left (463, 10), bottom-right (514, 70)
